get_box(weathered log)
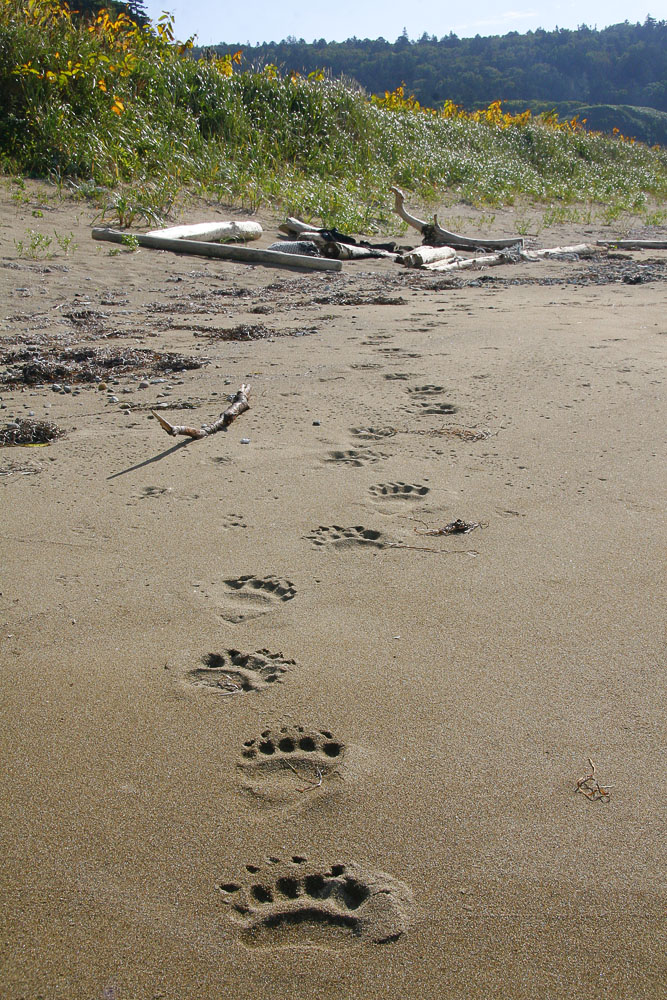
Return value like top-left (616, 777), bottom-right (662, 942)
top-left (146, 221), bottom-right (262, 242)
top-left (390, 186), bottom-right (428, 231)
top-left (596, 239), bottom-right (667, 250)
top-left (390, 186), bottom-right (523, 250)
top-left (322, 243), bottom-right (397, 260)
top-left (423, 253), bottom-right (504, 272)
top-left (433, 215), bottom-right (524, 251)
top-left (521, 244), bottom-right (597, 260)
top-left (91, 228), bottom-right (342, 271)
top-left (399, 245), bottom-right (458, 267)
top-left (151, 385), bottom-right (251, 439)
top-left (279, 217), bottom-right (316, 236)
top-left (422, 243), bottom-right (598, 272)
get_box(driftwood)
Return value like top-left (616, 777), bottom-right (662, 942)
top-left (322, 243), bottom-right (396, 260)
top-left (422, 243), bottom-right (598, 272)
top-left (146, 221), bottom-right (262, 242)
top-left (92, 228), bottom-right (342, 271)
top-left (521, 244), bottom-right (597, 260)
top-left (596, 239), bottom-right (667, 250)
top-left (279, 217), bottom-right (317, 237)
top-left (423, 252), bottom-right (505, 272)
top-left (399, 245), bottom-right (457, 267)
top-left (152, 385), bottom-right (250, 440)
top-left (390, 186), bottom-right (523, 250)
top-left (279, 218), bottom-right (397, 258)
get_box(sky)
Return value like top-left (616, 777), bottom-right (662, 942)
top-left (140, 0), bottom-right (667, 46)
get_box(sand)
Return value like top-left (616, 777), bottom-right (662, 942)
top-left (1, 182), bottom-right (665, 999)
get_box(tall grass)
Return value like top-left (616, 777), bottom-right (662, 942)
top-left (2, 0), bottom-right (666, 230)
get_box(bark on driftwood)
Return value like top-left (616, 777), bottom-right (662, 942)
top-left (152, 385), bottom-right (250, 439)
top-left (390, 186), bottom-right (523, 250)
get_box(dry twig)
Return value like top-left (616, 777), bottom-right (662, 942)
top-left (576, 758), bottom-right (612, 802)
top-left (284, 760), bottom-right (324, 791)
top-left (152, 384), bottom-right (250, 439)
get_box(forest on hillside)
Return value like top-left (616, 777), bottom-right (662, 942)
top-left (201, 19), bottom-right (667, 114)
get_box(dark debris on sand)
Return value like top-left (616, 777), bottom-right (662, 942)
top-left (0, 417), bottom-right (64, 446)
top-left (0, 345), bottom-right (207, 386)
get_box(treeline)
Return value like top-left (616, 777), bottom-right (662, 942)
top-left (201, 18), bottom-right (667, 113)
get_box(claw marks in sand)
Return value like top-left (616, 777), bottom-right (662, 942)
top-left (217, 857), bottom-right (413, 948)
top-left (188, 648), bottom-right (294, 695)
top-left (306, 525), bottom-right (388, 549)
top-left (205, 575), bottom-right (296, 623)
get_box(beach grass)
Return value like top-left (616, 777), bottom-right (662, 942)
top-left (2, 0), bottom-right (666, 231)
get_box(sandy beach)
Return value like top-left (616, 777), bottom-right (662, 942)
top-left (1, 183), bottom-right (665, 999)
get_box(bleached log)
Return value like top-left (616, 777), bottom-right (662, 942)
top-left (390, 186), bottom-right (523, 250)
top-left (521, 244), bottom-right (597, 260)
top-left (433, 215), bottom-right (524, 251)
top-left (279, 217), bottom-right (317, 236)
top-left (399, 245), bottom-right (458, 267)
top-left (423, 253), bottom-right (505, 272)
top-left (91, 228), bottom-right (342, 271)
top-left (390, 186), bottom-right (428, 231)
top-left (596, 239), bottom-right (667, 250)
top-left (146, 221), bottom-right (262, 242)
top-left (152, 385), bottom-right (250, 440)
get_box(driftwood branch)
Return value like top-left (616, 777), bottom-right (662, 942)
top-left (390, 186), bottom-right (523, 250)
top-left (151, 385), bottom-right (250, 440)
top-left (390, 186), bottom-right (429, 231)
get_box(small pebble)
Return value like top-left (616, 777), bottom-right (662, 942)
top-left (139, 381), bottom-right (149, 389)
top-left (108, 395), bottom-right (119, 403)
top-left (313, 420), bottom-right (320, 426)
top-left (52, 384), bottom-right (62, 392)
top-left (98, 383), bottom-right (107, 391)
top-left (240, 438), bottom-right (250, 444)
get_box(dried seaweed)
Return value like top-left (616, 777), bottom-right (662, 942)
top-left (0, 418), bottom-right (64, 446)
top-left (193, 324), bottom-right (316, 341)
top-left (416, 518), bottom-right (482, 536)
top-left (312, 293), bottom-right (407, 306)
top-left (0, 346), bottom-right (206, 386)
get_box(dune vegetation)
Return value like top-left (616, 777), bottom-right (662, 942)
top-left (1, 0), bottom-right (666, 231)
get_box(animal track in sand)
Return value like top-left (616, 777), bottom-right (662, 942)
top-left (349, 426), bottom-right (397, 441)
top-left (384, 372), bottom-right (413, 381)
top-left (407, 384), bottom-right (446, 397)
top-left (219, 512), bottom-right (247, 530)
top-left (201, 575), bottom-right (296, 623)
top-left (217, 856), bottom-right (413, 948)
top-left (306, 525), bottom-right (387, 549)
top-left (412, 400), bottom-right (459, 415)
top-left (369, 481), bottom-right (430, 501)
top-left (324, 448), bottom-right (384, 467)
top-left (238, 725), bottom-right (345, 805)
top-left (188, 649), bottom-right (294, 695)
